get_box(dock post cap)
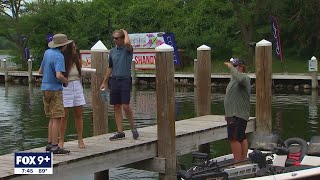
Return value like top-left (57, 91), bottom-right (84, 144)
top-left (311, 56), bottom-right (317, 60)
top-left (28, 59), bottom-right (32, 62)
top-left (155, 43), bottom-right (174, 52)
top-left (194, 59), bottom-right (197, 62)
top-left (197, 45), bottom-right (211, 51)
top-left (2, 58), bottom-right (6, 62)
top-left (256, 39), bottom-right (272, 47)
top-left (91, 40), bottom-right (109, 52)
top-left (81, 67), bottom-right (96, 73)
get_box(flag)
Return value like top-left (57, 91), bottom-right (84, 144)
top-left (163, 32), bottom-right (180, 65)
top-left (47, 34), bottom-right (53, 43)
top-left (270, 15), bottom-right (283, 62)
top-left (24, 47), bottom-right (30, 61)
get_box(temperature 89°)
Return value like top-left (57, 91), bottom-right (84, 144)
top-left (39, 169), bottom-right (47, 173)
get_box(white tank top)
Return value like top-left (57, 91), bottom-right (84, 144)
top-left (68, 64), bottom-right (81, 81)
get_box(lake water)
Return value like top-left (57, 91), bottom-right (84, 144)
top-left (0, 83), bottom-right (319, 179)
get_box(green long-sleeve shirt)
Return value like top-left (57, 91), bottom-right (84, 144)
top-left (224, 66), bottom-right (251, 120)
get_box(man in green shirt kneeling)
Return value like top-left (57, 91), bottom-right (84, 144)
top-left (224, 58), bottom-right (251, 162)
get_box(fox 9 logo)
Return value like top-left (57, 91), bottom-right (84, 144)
top-left (15, 152), bottom-right (52, 168)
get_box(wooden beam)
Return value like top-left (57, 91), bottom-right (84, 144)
top-left (91, 51), bottom-right (108, 136)
top-left (9, 144), bottom-right (157, 180)
top-left (196, 45), bottom-right (212, 154)
top-left (2, 116), bottom-right (256, 180)
top-left (91, 46), bottom-right (109, 180)
top-left (125, 157), bottom-right (166, 173)
top-left (155, 44), bottom-right (176, 180)
top-left (255, 40), bottom-right (272, 132)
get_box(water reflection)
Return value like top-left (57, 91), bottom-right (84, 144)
top-left (5, 82), bottom-right (8, 97)
top-left (308, 89), bottom-right (318, 133)
top-left (28, 83), bottom-right (34, 96)
top-left (0, 84), bottom-right (320, 179)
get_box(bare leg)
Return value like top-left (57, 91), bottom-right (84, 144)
top-left (59, 108), bottom-right (69, 148)
top-left (74, 106), bottom-right (85, 148)
top-left (51, 118), bottom-right (61, 145)
top-left (122, 104), bottom-right (135, 129)
top-left (48, 119), bottom-right (53, 143)
top-left (114, 104), bottom-right (123, 132)
top-left (229, 140), bottom-right (243, 161)
top-left (240, 139), bottom-right (248, 160)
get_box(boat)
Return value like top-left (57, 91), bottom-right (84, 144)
top-left (177, 133), bottom-right (320, 180)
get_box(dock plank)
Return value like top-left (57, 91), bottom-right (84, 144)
top-left (1, 71), bottom-right (320, 80)
top-left (0, 115), bottom-right (255, 180)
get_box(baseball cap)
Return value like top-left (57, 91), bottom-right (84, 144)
top-left (230, 58), bottom-right (245, 67)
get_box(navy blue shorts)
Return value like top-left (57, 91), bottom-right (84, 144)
top-left (226, 116), bottom-right (247, 142)
top-left (109, 77), bottom-right (132, 105)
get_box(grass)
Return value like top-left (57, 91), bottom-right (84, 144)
top-left (176, 57), bottom-right (310, 74)
top-left (0, 50), bottom-right (10, 55)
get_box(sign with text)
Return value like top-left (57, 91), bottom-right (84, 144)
top-left (14, 152), bottom-right (53, 174)
top-left (133, 49), bottom-right (156, 70)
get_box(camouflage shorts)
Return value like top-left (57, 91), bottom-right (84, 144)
top-left (43, 91), bottom-right (65, 118)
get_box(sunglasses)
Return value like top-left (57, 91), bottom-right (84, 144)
top-left (113, 36), bottom-right (123, 40)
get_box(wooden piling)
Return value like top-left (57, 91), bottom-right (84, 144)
top-left (3, 59), bottom-right (8, 82)
top-left (255, 39), bottom-right (272, 132)
top-left (155, 43), bottom-right (176, 180)
top-left (196, 45), bottom-right (212, 154)
top-left (131, 58), bottom-right (137, 85)
top-left (309, 89), bottom-right (318, 120)
top-left (311, 72), bottom-right (318, 89)
top-left (309, 56), bottom-right (318, 89)
top-left (90, 41), bottom-right (109, 180)
top-left (193, 59), bottom-right (197, 86)
top-left (28, 59), bottom-right (33, 83)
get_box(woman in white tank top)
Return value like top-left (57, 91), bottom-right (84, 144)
top-left (60, 42), bottom-right (86, 149)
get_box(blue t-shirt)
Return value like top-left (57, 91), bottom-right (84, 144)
top-left (40, 48), bottom-right (65, 91)
top-left (109, 45), bottom-right (133, 77)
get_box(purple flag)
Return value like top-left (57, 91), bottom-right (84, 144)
top-left (24, 47), bottom-right (30, 61)
top-left (47, 34), bottom-right (53, 43)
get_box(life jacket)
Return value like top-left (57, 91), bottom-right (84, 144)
top-left (284, 138), bottom-right (308, 166)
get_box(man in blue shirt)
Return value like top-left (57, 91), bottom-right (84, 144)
top-left (100, 29), bottom-right (139, 140)
top-left (39, 34), bottom-right (72, 154)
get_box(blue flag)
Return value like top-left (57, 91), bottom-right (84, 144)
top-left (163, 32), bottom-right (180, 65)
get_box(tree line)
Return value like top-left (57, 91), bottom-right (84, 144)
top-left (0, 0), bottom-right (319, 69)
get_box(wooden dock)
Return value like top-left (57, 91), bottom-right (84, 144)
top-left (0, 115), bottom-right (255, 180)
top-left (0, 70), bottom-right (319, 80)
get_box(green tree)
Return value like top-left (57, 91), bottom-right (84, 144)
top-left (228, 0), bottom-right (267, 65)
top-left (0, 0), bottom-right (38, 68)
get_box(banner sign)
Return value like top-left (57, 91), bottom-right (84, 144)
top-left (163, 32), bottom-right (180, 65)
top-left (271, 15), bottom-right (283, 62)
top-left (79, 32), bottom-right (180, 69)
top-left (129, 32), bottom-right (165, 49)
top-left (133, 49), bottom-right (156, 70)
